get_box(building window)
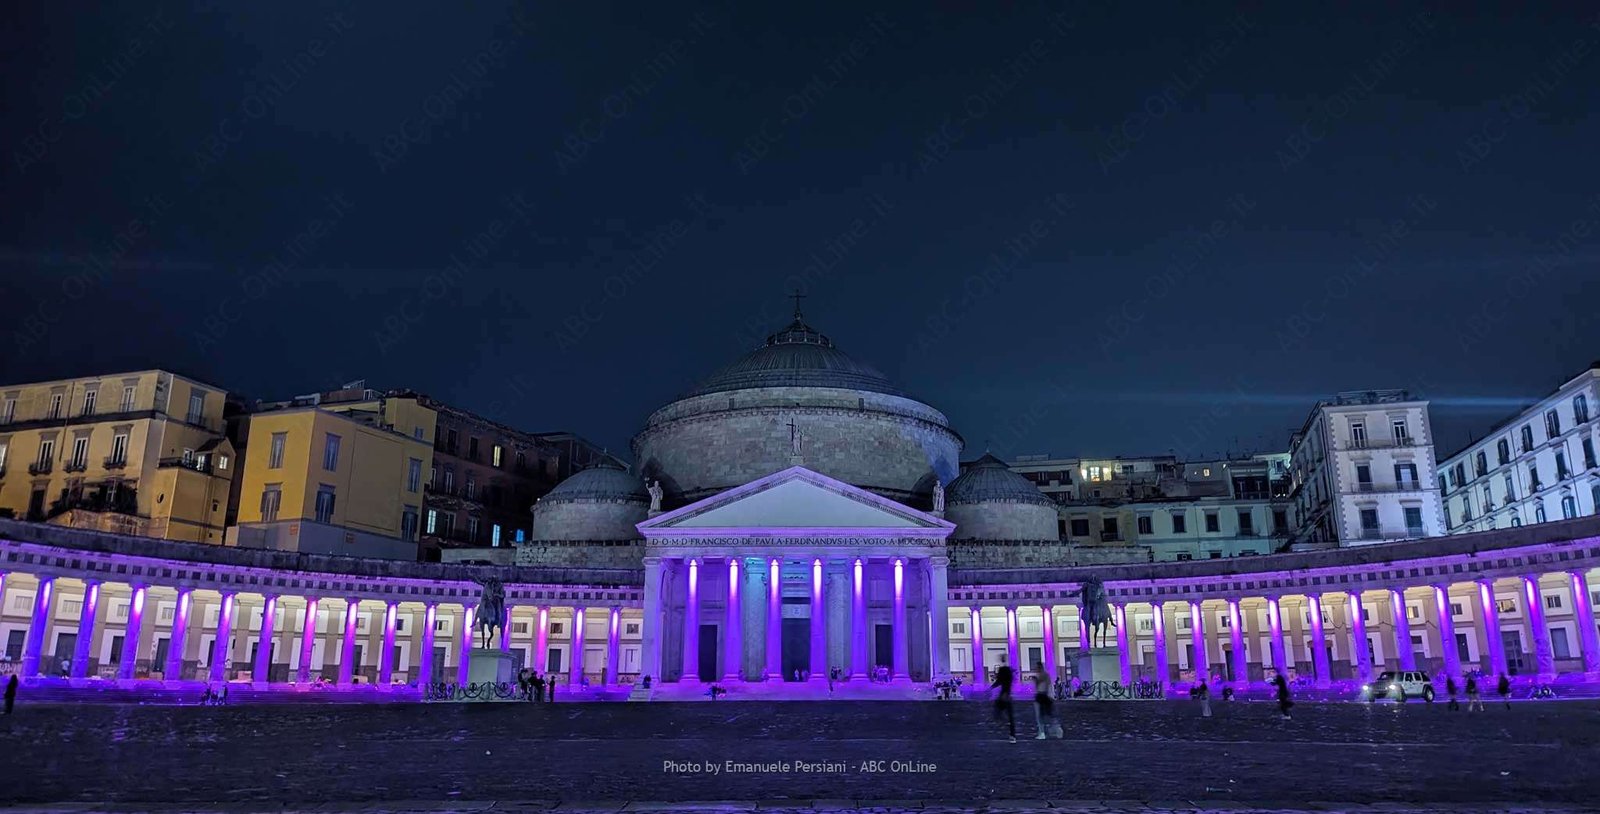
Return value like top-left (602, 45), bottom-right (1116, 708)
top-left (109, 433), bottom-right (128, 465)
top-left (70, 436), bottom-right (88, 469)
top-left (426, 509), bottom-right (438, 535)
top-left (1497, 438), bottom-right (1510, 466)
top-left (314, 486), bottom-right (336, 523)
top-left (1203, 512), bottom-right (1219, 533)
top-left (1529, 462), bottom-right (1542, 491)
top-left (1522, 425), bottom-right (1534, 452)
top-left (444, 468), bottom-right (455, 492)
top-left (1504, 474), bottom-right (1517, 501)
top-left (1391, 418), bottom-right (1410, 445)
top-left (439, 512), bottom-right (454, 536)
top-left (407, 458), bottom-right (422, 492)
top-left (1542, 592), bottom-right (1562, 610)
top-left (322, 434), bottom-right (341, 471)
top-left (120, 386), bottom-right (135, 412)
top-left (1356, 464), bottom-right (1373, 490)
top-left (465, 475), bottom-right (477, 500)
top-left (1171, 512), bottom-right (1187, 533)
top-left (36, 437), bottom-right (55, 469)
top-left (1393, 462), bottom-right (1418, 487)
top-left (468, 437), bottom-right (480, 461)
top-left (0, 441), bottom-right (8, 473)
top-left (1562, 495), bottom-right (1577, 519)
top-left (48, 393), bottom-right (63, 419)
top-left (187, 393), bottom-right (205, 424)
top-left (1584, 438), bottom-right (1597, 470)
top-left (1069, 518), bottom-right (1089, 537)
top-left (467, 516), bottom-right (480, 541)
top-left (1237, 510), bottom-right (1254, 535)
top-left (81, 390), bottom-right (96, 416)
top-left (260, 485), bottom-right (282, 522)
top-left (492, 444), bottom-right (503, 467)
top-left (401, 507), bottom-right (419, 541)
top-left (217, 454), bottom-right (228, 470)
top-left (1474, 451), bottom-right (1487, 478)
top-left (1575, 395), bottom-right (1590, 424)
top-left (491, 524), bottom-right (502, 547)
top-left (1136, 515), bottom-right (1152, 535)
top-left (1349, 421), bottom-right (1367, 448)
top-left (2, 399), bottom-right (14, 423)
top-left (1535, 504), bottom-right (1547, 523)
top-left (1272, 509), bottom-right (1287, 532)
top-left (269, 432), bottom-right (286, 469)
top-left (1101, 517), bottom-right (1119, 540)
top-left (1546, 409), bottom-right (1562, 438)
top-left (1360, 508), bottom-right (1380, 536)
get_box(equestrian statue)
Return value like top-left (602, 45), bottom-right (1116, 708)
top-left (1074, 575), bottom-right (1116, 649)
top-left (474, 576), bottom-right (506, 650)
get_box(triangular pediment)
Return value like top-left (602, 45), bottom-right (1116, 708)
top-left (638, 466), bottom-right (953, 536)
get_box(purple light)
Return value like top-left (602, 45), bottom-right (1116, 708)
top-left (179, 591), bottom-right (190, 616)
top-left (853, 558), bottom-right (862, 598)
top-left (688, 559), bottom-right (698, 595)
top-left (220, 592), bottom-right (232, 623)
top-left (132, 585), bottom-right (145, 614)
top-left (86, 582), bottom-right (98, 612)
top-left (893, 558), bottom-right (903, 597)
top-left (812, 558), bottom-right (822, 595)
top-left (1434, 585), bottom-right (1448, 618)
top-left (386, 603), bottom-right (396, 629)
top-left (1525, 577), bottom-right (1538, 605)
top-left (41, 579), bottom-right (52, 603)
top-left (427, 604), bottom-right (437, 629)
top-left (729, 559), bottom-right (738, 604)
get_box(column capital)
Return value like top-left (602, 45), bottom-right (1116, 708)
top-left (929, 555), bottom-right (950, 567)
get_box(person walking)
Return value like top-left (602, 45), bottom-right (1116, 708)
top-left (1197, 680), bottom-right (1212, 718)
top-left (3, 674), bottom-right (17, 714)
top-left (1465, 675), bottom-right (1483, 711)
top-left (1446, 676), bottom-right (1460, 711)
top-left (1033, 675), bottom-right (1062, 739)
top-left (1272, 672), bottom-right (1293, 720)
top-left (992, 661), bottom-right (1016, 743)
top-left (1497, 673), bottom-right (1511, 709)
top-left (548, 677), bottom-right (557, 703)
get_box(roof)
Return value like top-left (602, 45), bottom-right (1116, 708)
top-left (686, 316), bottom-right (904, 398)
top-left (541, 460), bottom-right (647, 502)
top-left (947, 453), bottom-right (1056, 506)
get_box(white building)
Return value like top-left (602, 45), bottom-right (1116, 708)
top-left (1288, 390), bottom-right (1446, 546)
top-left (1439, 365), bottom-right (1600, 534)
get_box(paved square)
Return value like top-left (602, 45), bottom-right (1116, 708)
top-left (0, 699), bottom-right (1594, 811)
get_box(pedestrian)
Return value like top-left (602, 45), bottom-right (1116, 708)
top-left (1272, 671), bottom-right (1293, 720)
top-left (1197, 680), bottom-right (1212, 718)
top-left (1497, 673), bottom-right (1511, 709)
top-left (3, 674), bottom-right (17, 714)
top-left (1446, 676), bottom-right (1459, 711)
top-left (59, 658), bottom-right (70, 678)
top-left (201, 685), bottom-right (212, 706)
top-left (1465, 675), bottom-right (1483, 711)
top-left (992, 660), bottom-right (1016, 743)
top-left (1033, 675), bottom-right (1062, 739)
top-left (548, 678), bottom-right (556, 703)
top-left (218, 685), bottom-right (228, 705)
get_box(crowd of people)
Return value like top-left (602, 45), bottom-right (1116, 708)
top-left (514, 668), bottom-right (560, 702)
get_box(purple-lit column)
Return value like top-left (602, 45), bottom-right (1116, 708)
top-left (500, 603), bottom-right (513, 654)
top-left (20, 576), bottom-right (54, 677)
top-left (535, 605), bottom-right (551, 673)
top-left (1151, 603), bottom-right (1167, 686)
top-left (1266, 596), bottom-right (1288, 678)
top-left (1523, 575), bottom-right (1555, 680)
top-left (891, 559), bottom-right (908, 680)
top-left (1227, 599), bottom-right (1247, 683)
top-left (929, 557), bottom-right (952, 681)
top-left (1348, 591), bottom-right (1373, 681)
top-left (605, 606), bottom-right (621, 685)
top-left (725, 558), bottom-right (742, 681)
top-left (1308, 594), bottom-right (1331, 687)
top-left (766, 559), bottom-right (782, 680)
top-left (379, 602), bottom-right (397, 688)
top-left (1390, 589), bottom-right (1416, 671)
top-left (70, 581), bottom-right (100, 679)
top-left (1005, 606), bottom-right (1020, 674)
top-left (641, 558), bottom-right (663, 682)
top-left (418, 603), bottom-right (437, 684)
top-left (1042, 605), bottom-right (1059, 682)
top-left (254, 595), bottom-right (278, 684)
top-left (1077, 604), bottom-right (1089, 651)
top-left (970, 607), bottom-right (985, 682)
top-left (1478, 580), bottom-right (1507, 675)
top-left (338, 598), bottom-right (359, 685)
top-left (570, 607), bottom-right (587, 685)
top-left (682, 560), bottom-right (700, 683)
top-left (1433, 585), bottom-right (1460, 680)
top-left (1113, 603), bottom-right (1132, 684)
top-left (1187, 602), bottom-right (1207, 681)
top-left (850, 558), bottom-right (867, 678)
top-left (296, 597), bottom-right (318, 684)
top-left (808, 558), bottom-right (825, 679)
top-left (210, 592), bottom-right (235, 683)
top-left (118, 585), bottom-right (147, 680)
top-left (1571, 571), bottom-right (1600, 676)
top-left (457, 605), bottom-right (475, 685)
top-left (164, 589), bottom-right (192, 680)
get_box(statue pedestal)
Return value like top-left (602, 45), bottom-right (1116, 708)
top-left (467, 648), bottom-right (519, 685)
top-left (1075, 647), bottom-right (1122, 684)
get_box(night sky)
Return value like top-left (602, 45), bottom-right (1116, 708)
top-left (4, 2), bottom-right (1597, 463)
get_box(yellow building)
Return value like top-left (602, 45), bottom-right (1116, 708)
top-left (0, 370), bottom-right (234, 542)
top-left (229, 386), bottom-right (435, 560)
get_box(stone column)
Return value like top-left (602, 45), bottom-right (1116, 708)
top-left (1150, 602), bottom-right (1167, 686)
top-left (1523, 575), bottom-right (1555, 680)
top-left (254, 595), bottom-right (278, 684)
top-left (682, 559), bottom-right (700, 683)
top-left (743, 557), bottom-right (764, 680)
top-left (21, 576), bottom-right (54, 677)
top-left (296, 597), bottom-right (319, 684)
top-left (970, 607), bottom-right (985, 682)
top-left (500, 604), bottom-right (513, 654)
top-left (209, 592), bottom-right (235, 684)
top-left (165, 588), bottom-right (192, 680)
top-left (1187, 602), bottom-right (1207, 681)
top-left (1042, 604), bottom-right (1059, 682)
top-left (605, 606), bottom-right (621, 686)
top-left (1478, 580), bottom-right (1507, 675)
top-left (71, 581), bottom-right (100, 679)
top-left (1433, 585), bottom-right (1460, 680)
top-left (1390, 589), bottom-right (1416, 671)
top-left (419, 603), bottom-right (437, 684)
top-left (722, 559), bottom-right (741, 681)
top-left (1077, 604), bottom-right (1090, 651)
top-left (929, 557), bottom-right (952, 682)
top-left (456, 605), bottom-right (475, 685)
top-left (765, 559), bottom-right (781, 679)
top-left (119, 585), bottom-right (148, 680)
top-left (338, 599), bottom-right (360, 685)
top-left (641, 557), bottom-right (664, 682)
top-left (1308, 594), bottom-right (1331, 687)
top-left (807, 558), bottom-right (825, 679)
top-left (1228, 600), bottom-right (1247, 684)
top-left (379, 602), bottom-right (398, 688)
top-left (826, 560), bottom-right (849, 676)
top-left (570, 607), bottom-right (587, 685)
top-left (1005, 605), bottom-right (1020, 674)
top-left (1349, 591), bottom-right (1373, 681)
top-left (1113, 603), bottom-right (1132, 684)
top-left (891, 559), bottom-right (909, 680)
top-left (536, 606), bottom-right (552, 673)
top-left (1571, 571), bottom-right (1600, 676)
top-left (850, 558), bottom-right (867, 678)
top-left (1266, 595), bottom-right (1288, 677)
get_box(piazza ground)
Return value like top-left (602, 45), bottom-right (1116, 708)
top-left (1, 699), bottom-right (1597, 810)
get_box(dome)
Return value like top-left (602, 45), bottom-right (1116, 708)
top-left (541, 461), bottom-right (647, 503)
top-left (947, 453), bottom-right (1055, 506)
top-left (687, 317), bottom-right (904, 398)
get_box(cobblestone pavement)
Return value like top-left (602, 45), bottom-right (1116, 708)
top-left (1, 699), bottom-right (1596, 810)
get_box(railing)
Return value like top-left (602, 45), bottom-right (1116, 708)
top-left (1349, 481), bottom-right (1429, 494)
top-left (1099, 531), bottom-right (1121, 542)
top-left (102, 456), bottom-right (128, 470)
top-left (1070, 679), bottom-right (1164, 700)
top-left (28, 461), bottom-right (52, 475)
top-left (424, 681), bottom-right (521, 701)
top-left (63, 459), bottom-right (88, 473)
top-left (1337, 437), bottom-right (1416, 451)
top-left (158, 456), bottom-right (211, 474)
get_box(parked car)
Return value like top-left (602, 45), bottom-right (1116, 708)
top-left (1360, 670), bottom-right (1434, 702)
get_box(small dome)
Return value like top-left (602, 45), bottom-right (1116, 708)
top-left (947, 453), bottom-right (1055, 506)
top-left (687, 316), bottom-right (904, 397)
top-left (541, 461), bottom-right (647, 503)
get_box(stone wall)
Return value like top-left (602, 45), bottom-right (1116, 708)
top-left (514, 539), bottom-right (646, 569)
top-left (632, 386), bottom-right (963, 504)
top-left (946, 501), bottom-right (1058, 542)
top-left (530, 498), bottom-right (647, 541)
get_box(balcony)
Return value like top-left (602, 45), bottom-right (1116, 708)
top-left (1099, 531), bottom-right (1122, 543)
top-left (157, 456), bottom-right (211, 474)
top-left (103, 456), bottom-right (128, 470)
top-left (1345, 481), bottom-right (1430, 494)
top-left (63, 459), bottom-right (88, 473)
top-left (28, 461), bottom-right (53, 475)
top-left (1338, 436), bottom-right (1416, 451)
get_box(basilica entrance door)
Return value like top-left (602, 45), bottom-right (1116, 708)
top-left (781, 618), bottom-right (809, 679)
top-left (874, 624), bottom-right (893, 672)
top-left (698, 624), bottom-right (718, 681)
